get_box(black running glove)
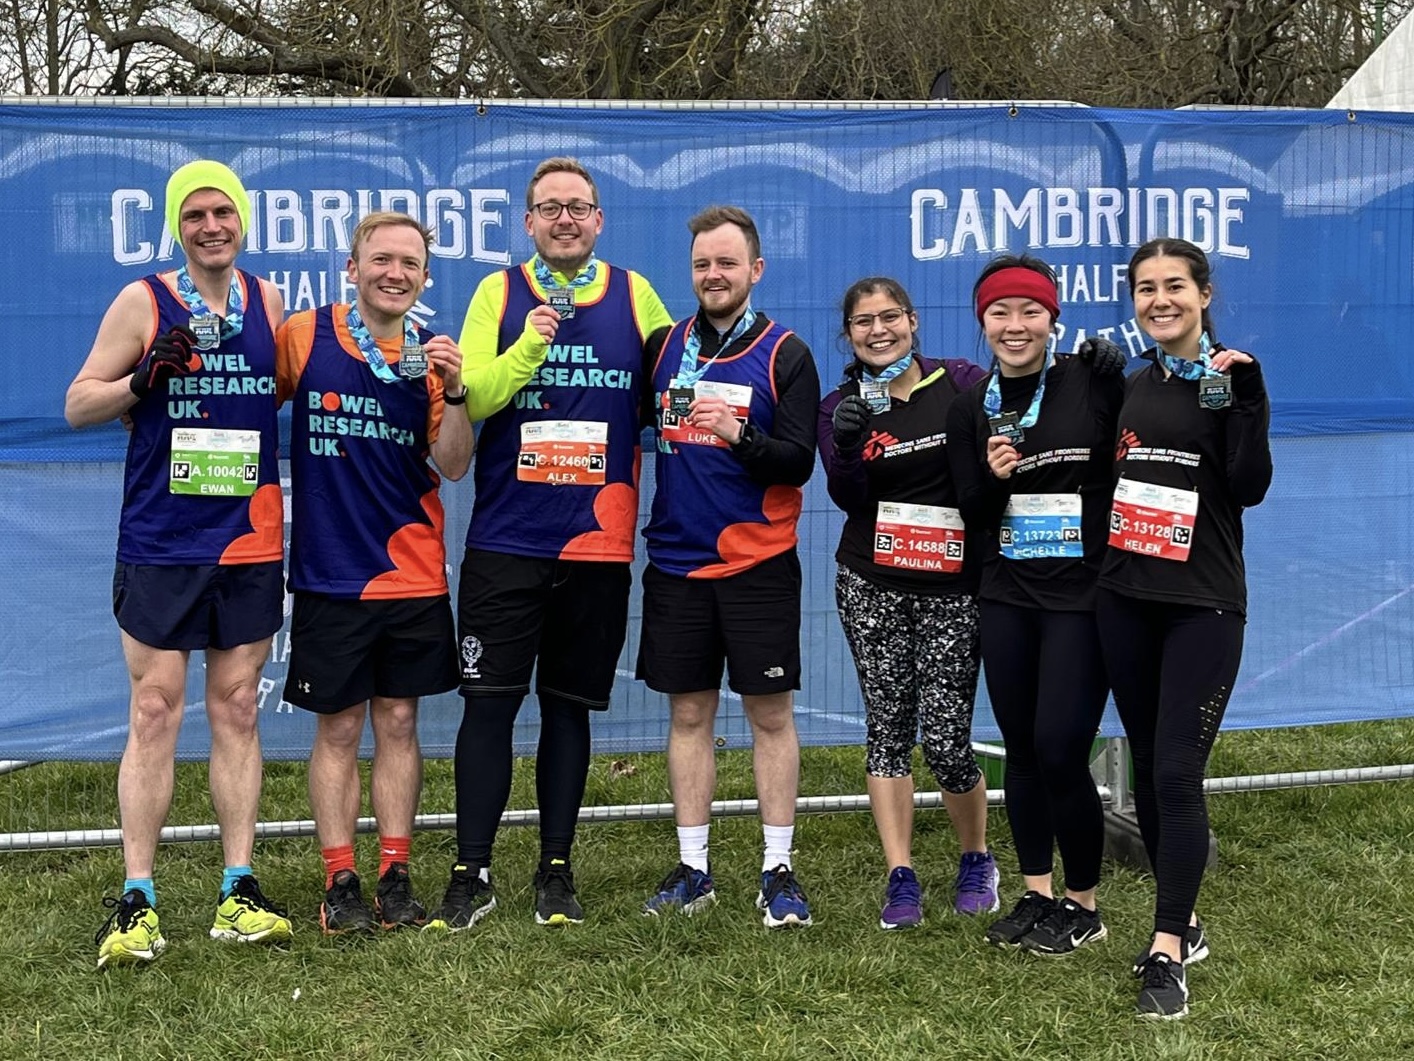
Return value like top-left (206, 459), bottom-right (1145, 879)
top-left (130, 325), bottom-right (201, 398)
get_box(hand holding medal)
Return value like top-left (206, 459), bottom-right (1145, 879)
top-left (130, 325), bottom-right (201, 399)
top-left (424, 334), bottom-right (466, 399)
top-left (525, 303), bottom-right (561, 345)
top-left (986, 432), bottom-right (1022, 480)
top-left (687, 394), bottom-right (745, 445)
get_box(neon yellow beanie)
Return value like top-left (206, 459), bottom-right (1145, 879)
top-left (165, 160), bottom-right (251, 238)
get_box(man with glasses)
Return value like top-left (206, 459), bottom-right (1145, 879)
top-left (637, 206), bottom-right (820, 928)
top-left (426, 157), bottom-right (672, 931)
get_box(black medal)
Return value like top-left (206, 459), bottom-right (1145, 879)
top-left (668, 386), bottom-right (696, 423)
top-left (989, 411), bottom-right (1025, 445)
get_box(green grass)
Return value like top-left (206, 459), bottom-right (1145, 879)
top-left (3, 721), bottom-right (1413, 1060)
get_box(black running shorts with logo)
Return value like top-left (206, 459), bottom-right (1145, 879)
top-left (113, 560), bottom-right (283, 651)
top-left (456, 549), bottom-right (632, 709)
top-left (283, 593), bottom-right (459, 713)
top-left (636, 548), bottom-right (802, 696)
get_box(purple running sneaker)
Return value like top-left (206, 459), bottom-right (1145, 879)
top-left (953, 850), bottom-right (1000, 916)
top-left (879, 866), bottom-right (923, 930)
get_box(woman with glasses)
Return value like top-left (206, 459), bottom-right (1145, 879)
top-left (817, 276), bottom-right (996, 930)
top-left (946, 254), bottom-right (1126, 959)
top-left (1096, 238), bottom-right (1271, 1020)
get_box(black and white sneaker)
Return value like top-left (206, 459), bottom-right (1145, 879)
top-left (985, 891), bottom-right (1056, 948)
top-left (1132, 920), bottom-right (1209, 973)
top-left (423, 864), bottom-right (496, 932)
top-left (533, 859), bottom-right (584, 926)
top-left (1135, 952), bottom-right (1189, 1020)
top-left (1018, 897), bottom-right (1107, 955)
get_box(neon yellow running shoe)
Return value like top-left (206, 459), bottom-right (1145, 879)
top-left (96, 889), bottom-right (166, 970)
top-left (210, 874), bottom-right (293, 944)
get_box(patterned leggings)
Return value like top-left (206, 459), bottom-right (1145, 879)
top-left (835, 565), bottom-right (982, 792)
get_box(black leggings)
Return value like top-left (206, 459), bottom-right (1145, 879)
top-left (1096, 588), bottom-right (1244, 938)
top-left (453, 692), bottom-right (592, 868)
top-left (981, 601), bottom-right (1109, 892)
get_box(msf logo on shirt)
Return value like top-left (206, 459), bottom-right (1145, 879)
top-left (862, 430), bottom-right (900, 462)
top-left (1116, 427), bottom-right (1141, 462)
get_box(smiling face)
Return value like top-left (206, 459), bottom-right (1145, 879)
top-left (846, 291), bottom-right (917, 372)
top-left (1131, 254), bottom-right (1212, 358)
top-left (691, 223), bottom-right (763, 331)
top-left (983, 297), bottom-right (1053, 376)
top-left (178, 188), bottom-right (243, 273)
top-left (347, 222), bottom-right (429, 334)
top-left (525, 170), bottom-right (603, 276)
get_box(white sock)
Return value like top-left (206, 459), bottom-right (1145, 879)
top-left (677, 824), bottom-right (710, 872)
top-left (762, 824), bottom-right (794, 871)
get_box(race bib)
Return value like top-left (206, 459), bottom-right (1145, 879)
top-left (1108, 478), bottom-right (1199, 561)
top-left (516, 420), bottom-right (608, 485)
top-left (1000, 492), bottom-right (1083, 560)
top-left (873, 502), bottom-right (965, 573)
top-left (660, 379), bottom-right (752, 449)
top-left (169, 427), bottom-right (260, 497)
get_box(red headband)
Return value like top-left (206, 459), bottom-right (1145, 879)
top-left (975, 267), bottom-right (1060, 323)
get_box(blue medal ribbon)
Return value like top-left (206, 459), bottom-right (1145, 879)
top-left (983, 352), bottom-right (1053, 427)
top-left (345, 304), bottom-right (420, 384)
top-left (676, 306), bottom-right (757, 388)
top-left (1156, 331), bottom-right (1224, 380)
top-left (532, 255), bottom-right (598, 292)
top-left (861, 349), bottom-right (915, 384)
top-left (175, 266), bottom-right (244, 340)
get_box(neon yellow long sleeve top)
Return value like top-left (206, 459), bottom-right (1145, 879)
top-left (457, 256), bottom-right (673, 423)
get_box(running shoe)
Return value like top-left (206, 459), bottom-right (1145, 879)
top-left (757, 864), bottom-right (813, 929)
top-left (1135, 952), bottom-right (1189, 1020)
top-left (375, 862), bottom-right (427, 929)
top-left (1018, 897), bottom-right (1107, 955)
top-left (1132, 920), bottom-right (1210, 974)
top-left (95, 889), bottom-right (166, 970)
top-left (423, 864), bottom-right (496, 932)
top-left (642, 862), bottom-right (717, 917)
top-left (533, 859), bottom-right (584, 926)
top-left (879, 866), bottom-right (923, 930)
top-left (985, 890), bottom-right (1057, 947)
top-left (211, 874), bottom-right (293, 943)
top-left (319, 869), bottom-right (374, 935)
top-left (953, 850), bottom-right (1001, 915)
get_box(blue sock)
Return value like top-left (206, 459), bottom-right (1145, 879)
top-left (221, 865), bottom-right (253, 898)
top-left (123, 878), bottom-right (156, 907)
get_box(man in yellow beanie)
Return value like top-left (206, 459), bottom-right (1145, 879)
top-left (65, 159), bottom-right (292, 968)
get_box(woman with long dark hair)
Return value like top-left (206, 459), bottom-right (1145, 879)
top-left (1097, 238), bottom-right (1272, 1019)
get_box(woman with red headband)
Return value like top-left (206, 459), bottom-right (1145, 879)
top-left (817, 276), bottom-right (995, 929)
top-left (948, 254), bottom-right (1127, 959)
top-left (1097, 238), bottom-right (1271, 1020)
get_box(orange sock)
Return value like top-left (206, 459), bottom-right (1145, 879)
top-left (379, 836), bottom-right (411, 878)
top-left (321, 844), bottom-right (356, 888)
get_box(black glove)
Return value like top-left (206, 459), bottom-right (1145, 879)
top-left (1076, 336), bottom-right (1127, 377)
top-left (130, 325), bottom-right (200, 398)
top-left (832, 394), bottom-right (873, 452)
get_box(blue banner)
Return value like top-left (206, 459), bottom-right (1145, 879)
top-left (3, 101), bottom-right (1413, 760)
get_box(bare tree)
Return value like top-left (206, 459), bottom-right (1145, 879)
top-left (0, 0), bottom-right (1403, 105)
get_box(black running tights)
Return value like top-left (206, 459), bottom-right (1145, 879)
top-left (981, 601), bottom-right (1109, 892)
top-left (1095, 589), bottom-right (1243, 938)
top-left (453, 692), bottom-right (592, 867)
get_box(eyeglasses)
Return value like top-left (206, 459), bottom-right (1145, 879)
top-left (847, 307), bottom-right (910, 330)
top-left (530, 200), bottom-right (597, 221)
